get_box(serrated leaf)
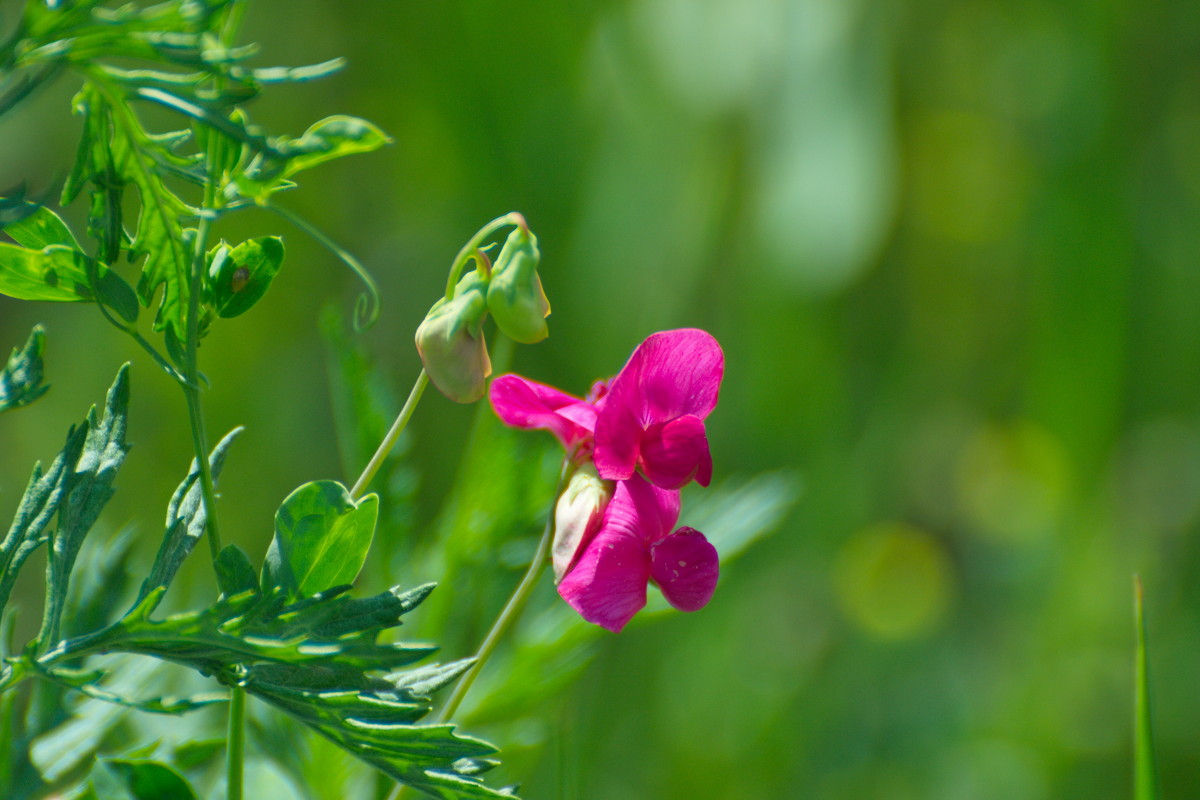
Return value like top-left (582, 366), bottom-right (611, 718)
top-left (265, 480), bottom-right (378, 599)
top-left (46, 579), bottom-right (514, 798)
top-left (39, 365), bottom-right (132, 647)
top-left (0, 324), bottom-right (49, 413)
top-left (89, 758), bottom-right (198, 800)
top-left (0, 417), bottom-right (88, 618)
top-left (139, 427), bottom-right (243, 605)
top-left (208, 235), bottom-right (283, 318)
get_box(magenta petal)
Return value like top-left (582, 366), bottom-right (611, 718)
top-left (557, 527), bottom-right (649, 633)
top-left (595, 329), bottom-right (723, 481)
top-left (638, 414), bottom-right (711, 490)
top-left (598, 474), bottom-right (681, 545)
top-left (650, 527), bottom-right (719, 612)
top-left (489, 374), bottom-right (590, 447)
top-left (615, 329), bottom-right (724, 424)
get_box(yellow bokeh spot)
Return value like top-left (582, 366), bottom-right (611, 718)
top-left (957, 420), bottom-right (1069, 545)
top-left (835, 522), bottom-right (955, 639)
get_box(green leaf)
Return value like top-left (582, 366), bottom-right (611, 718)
top-left (139, 427), bottom-right (243, 606)
top-left (0, 198), bottom-right (81, 249)
top-left (64, 85), bottom-right (192, 336)
top-left (278, 115), bottom-right (392, 178)
top-left (0, 324), bottom-right (49, 413)
top-left (0, 242), bottom-right (138, 322)
top-left (88, 758), bottom-right (198, 800)
top-left (207, 236), bottom-right (283, 318)
top-left (1134, 576), bottom-right (1161, 800)
top-left (39, 365), bottom-right (132, 647)
top-left (0, 415), bottom-right (88, 618)
top-left (44, 580), bottom-right (514, 798)
top-left (265, 480), bottom-right (378, 599)
top-left (214, 544), bottom-right (258, 597)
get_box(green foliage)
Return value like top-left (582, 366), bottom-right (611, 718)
top-left (263, 480), bottom-right (379, 600)
top-left (139, 427), bottom-right (243, 607)
top-left (0, 324), bottom-right (48, 412)
top-left (39, 365), bottom-right (131, 647)
top-left (206, 236), bottom-right (283, 318)
top-left (1134, 578), bottom-right (1160, 800)
top-left (36, 579), bottom-right (513, 798)
top-left (78, 757), bottom-right (199, 800)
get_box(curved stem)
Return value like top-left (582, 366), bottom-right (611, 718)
top-left (443, 212), bottom-right (524, 299)
top-left (386, 456), bottom-right (574, 800)
top-left (350, 370), bottom-right (429, 500)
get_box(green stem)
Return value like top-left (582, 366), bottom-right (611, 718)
top-left (181, 213), bottom-right (223, 563)
top-left (350, 370), bottom-right (429, 500)
top-left (443, 212), bottom-right (525, 299)
top-left (386, 456), bottom-right (574, 800)
top-left (226, 685), bottom-right (246, 800)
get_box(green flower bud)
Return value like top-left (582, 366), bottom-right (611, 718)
top-left (415, 270), bottom-right (492, 403)
top-left (486, 225), bottom-right (550, 344)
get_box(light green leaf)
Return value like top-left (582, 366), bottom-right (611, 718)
top-left (0, 241), bottom-right (138, 322)
top-left (266, 480), bottom-right (378, 598)
top-left (1135, 576), bottom-right (1161, 800)
top-left (0, 324), bottom-right (49, 413)
top-left (279, 115), bottom-right (391, 177)
top-left (208, 236), bottom-right (284, 318)
top-left (1, 199), bottom-right (81, 250)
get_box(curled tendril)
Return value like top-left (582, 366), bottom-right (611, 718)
top-left (266, 202), bottom-right (381, 331)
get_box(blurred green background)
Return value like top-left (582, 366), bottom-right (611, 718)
top-left (3, 0), bottom-right (1200, 797)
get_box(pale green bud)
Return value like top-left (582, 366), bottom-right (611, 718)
top-left (552, 463), bottom-right (613, 582)
top-left (415, 270), bottom-right (492, 403)
top-left (486, 225), bottom-right (550, 344)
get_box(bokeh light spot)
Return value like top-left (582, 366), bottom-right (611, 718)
top-left (835, 522), bottom-right (954, 639)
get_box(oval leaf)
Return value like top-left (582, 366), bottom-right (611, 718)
top-left (209, 236), bottom-right (283, 318)
top-left (279, 115), bottom-right (392, 177)
top-left (269, 480), bottom-right (378, 598)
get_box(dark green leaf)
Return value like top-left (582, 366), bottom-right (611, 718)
top-left (139, 427), bottom-right (243, 606)
top-left (0, 418), bottom-right (88, 618)
top-left (265, 480), bottom-right (378, 599)
top-left (0, 324), bottom-right (49, 413)
top-left (89, 758), bottom-right (198, 800)
top-left (46, 579), bottom-right (514, 798)
top-left (208, 236), bottom-right (283, 318)
top-left (39, 365), bottom-right (132, 647)
top-left (214, 544), bottom-right (258, 597)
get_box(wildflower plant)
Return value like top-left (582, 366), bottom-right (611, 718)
top-left (0, 2), bottom-right (793, 799)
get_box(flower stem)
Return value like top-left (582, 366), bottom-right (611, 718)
top-left (386, 457), bottom-right (574, 800)
top-left (226, 685), bottom-right (245, 800)
top-left (350, 370), bottom-right (429, 500)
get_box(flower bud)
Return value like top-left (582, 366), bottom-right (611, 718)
top-left (552, 463), bottom-right (613, 582)
top-left (415, 270), bottom-right (492, 403)
top-left (487, 225), bottom-right (550, 344)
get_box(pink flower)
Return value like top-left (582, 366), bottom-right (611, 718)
top-left (488, 328), bottom-right (724, 632)
top-left (557, 474), bottom-right (719, 632)
top-left (593, 329), bottom-right (724, 490)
